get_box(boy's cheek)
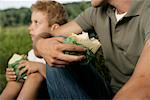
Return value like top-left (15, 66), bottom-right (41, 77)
top-left (32, 40), bottom-right (36, 49)
top-left (31, 36), bottom-right (37, 42)
top-left (32, 40), bottom-right (42, 58)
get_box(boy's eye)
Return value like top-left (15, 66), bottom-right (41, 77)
top-left (35, 20), bottom-right (38, 24)
top-left (33, 20), bottom-right (39, 25)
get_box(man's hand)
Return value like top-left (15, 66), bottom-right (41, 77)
top-left (35, 37), bottom-right (86, 67)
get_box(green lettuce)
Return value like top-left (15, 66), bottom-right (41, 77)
top-left (64, 37), bottom-right (95, 65)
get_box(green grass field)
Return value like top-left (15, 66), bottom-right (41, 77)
top-left (0, 26), bottom-right (32, 93)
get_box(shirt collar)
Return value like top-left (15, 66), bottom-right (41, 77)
top-left (125, 0), bottom-right (144, 17)
top-left (106, 0), bottom-right (145, 17)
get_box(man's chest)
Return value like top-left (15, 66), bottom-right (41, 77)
top-left (94, 16), bottom-right (145, 65)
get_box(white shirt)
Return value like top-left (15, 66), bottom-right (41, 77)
top-left (115, 10), bottom-right (127, 22)
top-left (27, 49), bottom-right (46, 64)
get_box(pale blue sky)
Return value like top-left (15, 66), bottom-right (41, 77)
top-left (0, 0), bottom-right (90, 10)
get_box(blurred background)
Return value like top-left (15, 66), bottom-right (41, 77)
top-left (0, 0), bottom-right (91, 93)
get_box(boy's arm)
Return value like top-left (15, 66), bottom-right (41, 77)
top-left (113, 39), bottom-right (150, 100)
top-left (38, 64), bottom-right (46, 78)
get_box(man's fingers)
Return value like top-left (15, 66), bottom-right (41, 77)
top-left (51, 64), bottom-right (65, 68)
top-left (52, 37), bottom-right (65, 43)
top-left (52, 52), bottom-right (85, 63)
top-left (44, 56), bottom-right (69, 65)
top-left (60, 54), bottom-right (85, 62)
top-left (59, 44), bottom-right (86, 62)
top-left (59, 44), bottom-right (86, 52)
top-left (46, 61), bottom-right (65, 68)
top-left (45, 52), bottom-right (85, 66)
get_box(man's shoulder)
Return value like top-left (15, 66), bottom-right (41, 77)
top-left (82, 5), bottom-right (108, 18)
top-left (140, 1), bottom-right (150, 23)
top-left (141, 0), bottom-right (150, 13)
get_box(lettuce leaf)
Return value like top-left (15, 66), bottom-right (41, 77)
top-left (63, 37), bottom-right (95, 65)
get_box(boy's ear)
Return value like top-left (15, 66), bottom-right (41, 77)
top-left (50, 24), bottom-right (60, 31)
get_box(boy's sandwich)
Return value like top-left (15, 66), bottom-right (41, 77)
top-left (8, 54), bottom-right (27, 81)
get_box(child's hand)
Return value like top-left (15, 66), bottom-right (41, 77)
top-left (18, 61), bottom-right (43, 76)
top-left (6, 68), bottom-right (16, 81)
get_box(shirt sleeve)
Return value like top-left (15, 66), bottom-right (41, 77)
top-left (27, 49), bottom-right (46, 64)
top-left (27, 49), bottom-right (34, 61)
top-left (144, 23), bottom-right (150, 41)
top-left (143, 10), bottom-right (150, 41)
top-left (74, 7), bottom-right (94, 31)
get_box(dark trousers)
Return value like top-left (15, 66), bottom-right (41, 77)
top-left (46, 63), bottom-right (113, 100)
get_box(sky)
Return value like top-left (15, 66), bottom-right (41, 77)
top-left (0, 0), bottom-right (90, 10)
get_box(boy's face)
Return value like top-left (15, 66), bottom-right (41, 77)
top-left (28, 11), bottom-right (50, 42)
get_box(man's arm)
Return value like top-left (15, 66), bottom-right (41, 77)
top-left (113, 39), bottom-right (150, 100)
top-left (50, 20), bottom-right (83, 36)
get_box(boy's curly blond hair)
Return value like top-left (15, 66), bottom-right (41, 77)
top-left (31, 0), bottom-right (68, 26)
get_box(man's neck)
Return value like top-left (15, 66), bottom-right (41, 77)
top-left (109, 0), bottom-right (131, 14)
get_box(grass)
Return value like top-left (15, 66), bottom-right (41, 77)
top-left (0, 74), bottom-right (6, 94)
top-left (0, 26), bottom-right (32, 93)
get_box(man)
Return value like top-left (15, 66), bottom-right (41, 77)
top-left (35, 0), bottom-right (150, 99)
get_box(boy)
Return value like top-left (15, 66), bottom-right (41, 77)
top-left (0, 1), bottom-right (68, 100)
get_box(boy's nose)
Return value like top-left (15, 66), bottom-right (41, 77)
top-left (28, 27), bottom-right (32, 35)
top-left (28, 25), bottom-right (34, 33)
top-left (28, 25), bottom-right (32, 31)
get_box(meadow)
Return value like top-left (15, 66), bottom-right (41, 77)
top-left (0, 26), bottom-right (32, 93)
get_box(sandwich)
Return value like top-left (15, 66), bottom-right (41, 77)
top-left (8, 53), bottom-right (27, 81)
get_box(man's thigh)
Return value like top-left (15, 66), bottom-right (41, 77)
top-left (67, 63), bottom-right (113, 99)
top-left (46, 64), bottom-right (90, 99)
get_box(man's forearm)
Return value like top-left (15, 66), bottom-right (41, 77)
top-left (49, 21), bottom-right (82, 36)
top-left (113, 77), bottom-right (150, 100)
